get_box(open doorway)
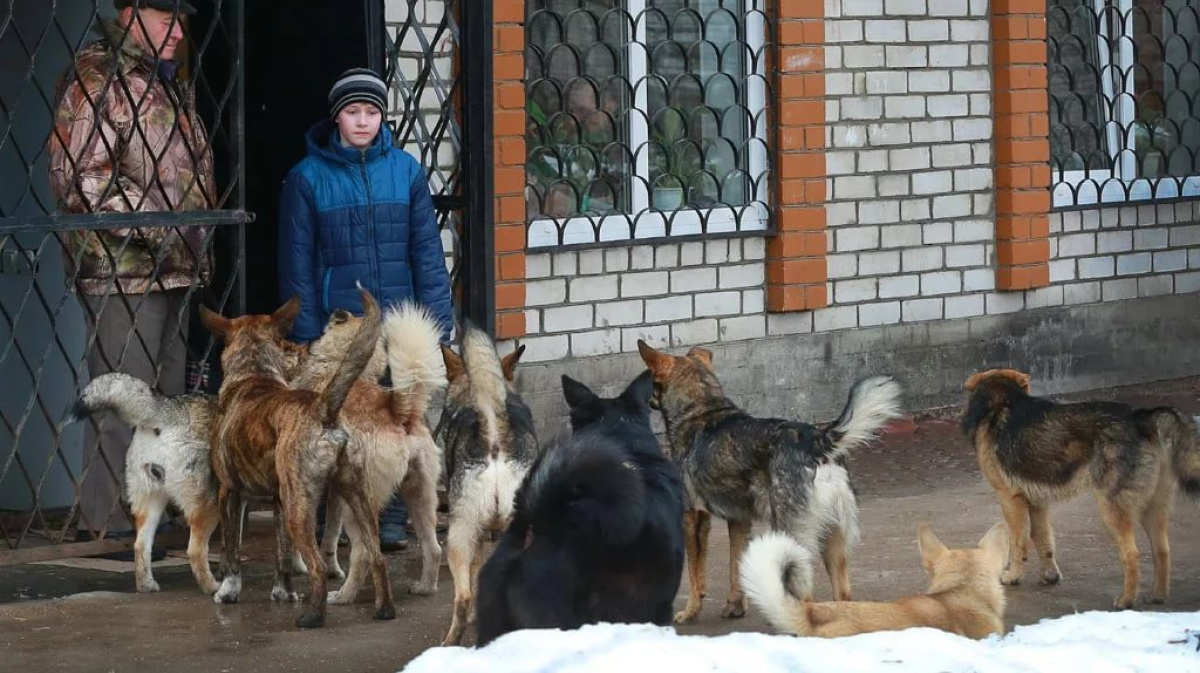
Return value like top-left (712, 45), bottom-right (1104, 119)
top-left (242, 1), bottom-right (374, 314)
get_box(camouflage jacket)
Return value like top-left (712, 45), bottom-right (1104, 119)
top-left (47, 21), bottom-right (215, 295)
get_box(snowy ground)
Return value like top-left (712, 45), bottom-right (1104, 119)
top-left (404, 611), bottom-right (1200, 673)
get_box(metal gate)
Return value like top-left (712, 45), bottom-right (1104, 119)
top-left (0, 0), bottom-right (492, 562)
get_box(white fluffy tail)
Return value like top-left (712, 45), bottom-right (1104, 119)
top-left (383, 303), bottom-right (448, 421)
top-left (67, 373), bottom-right (176, 429)
top-left (814, 463), bottom-right (861, 547)
top-left (460, 324), bottom-right (508, 446)
top-left (741, 532), bottom-right (813, 636)
top-left (825, 375), bottom-right (903, 459)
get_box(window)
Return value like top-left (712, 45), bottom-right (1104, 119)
top-left (524, 0), bottom-right (771, 247)
top-left (1049, 0), bottom-right (1200, 206)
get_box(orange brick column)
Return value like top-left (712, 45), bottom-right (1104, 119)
top-left (493, 0), bottom-right (527, 338)
top-left (993, 0), bottom-right (1051, 290)
top-left (767, 3), bottom-right (827, 313)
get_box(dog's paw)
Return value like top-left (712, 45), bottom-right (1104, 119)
top-left (136, 579), bottom-right (161, 593)
top-left (1112, 595), bottom-right (1136, 610)
top-left (373, 603), bottom-right (397, 621)
top-left (271, 586), bottom-right (299, 602)
top-left (1000, 567), bottom-right (1023, 585)
top-left (409, 580), bottom-right (436, 596)
top-left (673, 609), bottom-right (699, 625)
top-left (214, 575), bottom-right (242, 604)
top-left (326, 566), bottom-right (345, 582)
top-left (295, 612), bottom-right (325, 629)
top-left (720, 599), bottom-right (746, 619)
top-left (327, 590), bottom-right (353, 605)
top-left (201, 580), bottom-right (220, 595)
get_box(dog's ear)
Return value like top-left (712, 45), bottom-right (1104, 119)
top-left (561, 375), bottom-right (597, 410)
top-left (687, 346), bottom-right (714, 370)
top-left (1010, 370), bottom-right (1032, 393)
top-left (917, 523), bottom-right (947, 573)
top-left (963, 368), bottom-right (1031, 393)
top-left (199, 305), bottom-right (230, 341)
top-left (271, 297), bottom-right (301, 336)
top-left (638, 340), bottom-right (673, 379)
top-left (501, 344), bottom-right (526, 382)
top-left (621, 370), bottom-right (655, 411)
top-left (978, 522), bottom-right (1009, 560)
top-left (441, 343), bottom-right (465, 382)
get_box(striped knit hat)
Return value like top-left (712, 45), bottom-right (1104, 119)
top-left (328, 68), bottom-right (388, 117)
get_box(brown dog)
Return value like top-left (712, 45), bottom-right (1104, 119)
top-left (638, 341), bottom-right (902, 624)
top-left (962, 368), bottom-right (1200, 608)
top-left (200, 288), bottom-right (381, 628)
top-left (742, 523), bottom-right (1009, 639)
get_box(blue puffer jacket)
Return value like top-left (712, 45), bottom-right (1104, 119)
top-left (278, 120), bottom-right (453, 342)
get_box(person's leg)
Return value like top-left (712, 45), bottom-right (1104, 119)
top-left (379, 493), bottom-right (408, 551)
top-left (79, 291), bottom-right (169, 537)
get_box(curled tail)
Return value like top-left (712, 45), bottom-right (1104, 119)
top-left (741, 532), bottom-right (814, 636)
top-left (64, 373), bottom-right (182, 430)
top-left (382, 303), bottom-right (447, 422)
top-left (824, 375), bottom-right (903, 460)
top-left (523, 432), bottom-right (647, 548)
top-left (460, 323), bottom-right (509, 447)
top-left (316, 285), bottom-right (382, 426)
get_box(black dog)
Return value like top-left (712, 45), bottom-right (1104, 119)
top-left (473, 371), bottom-right (685, 646)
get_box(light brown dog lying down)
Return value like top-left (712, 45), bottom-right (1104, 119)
top-left (742, 523), bottom-right (1008, 639)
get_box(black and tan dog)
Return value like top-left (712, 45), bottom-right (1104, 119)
top-left (638, 341), bottom-right (902, 624)
top-left (200, 288), bottom-right (381, 628)
top-left (962, 368), bottom-right (1200, 608)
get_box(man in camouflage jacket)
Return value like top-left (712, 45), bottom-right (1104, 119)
top-left (47, 0), bottom-right (213, 538)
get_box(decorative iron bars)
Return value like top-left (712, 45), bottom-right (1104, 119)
top-left (384, 0), bottom-right (473, 324)
top-left (524, 0), bottom-right (774, 248)
top-left (1049, 0), bottom-right (1200, 207)
top-left (0, 2), bottom-right (245, 559)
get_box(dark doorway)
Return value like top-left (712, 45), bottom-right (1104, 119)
top-left (243, 1), bottom-right (375, 314)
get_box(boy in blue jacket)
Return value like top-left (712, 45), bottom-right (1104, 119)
top-left (278, 68), bottom-right (452, 549)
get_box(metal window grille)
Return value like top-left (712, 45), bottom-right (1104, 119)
top-left (0, 1), bottom-right (245, 561)
top-left (524, 0), bottom-right (775, 248)
top-left (1049, 0), bottom-right (1200, 207)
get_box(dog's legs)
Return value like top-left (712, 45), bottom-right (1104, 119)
top-left (1098, 497), bottom-right (1140, 609)
top-left (674, 508), bottom-right (712, 624)
top-left (131, 491), bottom-right (168, 593)
top-left (185, 501), bottom-right (220, 595)
top-left (328, 508), bottom-right (369, 605)
top-left (279, 448), bottom-right (330, 629)
top-left (214, 487), bottom-right (245, 604)
top-left (821, 525), bottom-right (853, 601)
top-left (347, 486), bottom-right (396, 621)
top-left (1027, 503), bottom-right (1062, 585)
top-left (996, 488), bottom-right (1030, 585)
top-left (442, 517), bottom-right (479, 646)
top-left (1141, 491), bottom-right (1173, 604)
top-left (401, 442), bottom-right (442, 595)
top-left (468, 536), bottom-right (487, 624)
top-left (321, 493), bottom-right (346, 582)
top-left (271, 506), bottom-right (301, 602)
top-left (722, 518), bottom-right (751, 619)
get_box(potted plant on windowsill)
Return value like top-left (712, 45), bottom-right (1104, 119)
top-left (1133, 117), bottom-right (1175, 179)
top-left (649, 109), bottom-right (688, 211)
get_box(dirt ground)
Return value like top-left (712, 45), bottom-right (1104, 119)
top-left (2, 377), bottom-right (1200, 672)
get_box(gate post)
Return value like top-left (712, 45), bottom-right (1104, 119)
top-left (460, 0), bottom-right (497, 336)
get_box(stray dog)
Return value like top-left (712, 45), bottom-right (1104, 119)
top-left (288, 303), bottom-right (447, 604)
top-left (638, 340), bottom-right (902, 623)
top-left (65, 373), bottom-right (220, 595)
top-left (200, 287), bottom-right (380, 628)
top-left (438, 327), bottom-right (537, 646)
top-left (474, 372), bottom-right (685, 646)
top-left (742, 522), bottom-right (1009, 639)
top-left (962, 368), bottom-right (1200, 608)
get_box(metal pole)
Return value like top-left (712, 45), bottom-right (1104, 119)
top-left (460, 0), bottom-right (496, 336)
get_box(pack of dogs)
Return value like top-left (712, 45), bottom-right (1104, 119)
top-left (63, 289), bottom-right (1200, 648)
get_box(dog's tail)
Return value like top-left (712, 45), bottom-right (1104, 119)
top-left (523, 432), bottom-right (648, 548)
top-left (461, 323), bottom-right (509, 447)
top-left (316, 285), bottom-right (382, 426)
top-left (63, 373), bottom-right (184, 431)
top-left (822, 375), bottom-right (903, 460)
top-left (741, 532), bottom-right (814, 636)
top-left (382, 303), bottom-right (447, 422)
top-left (1138, 406), bottom-right (1200, 499)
